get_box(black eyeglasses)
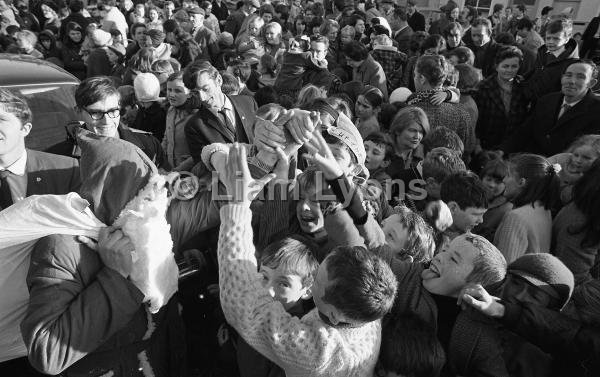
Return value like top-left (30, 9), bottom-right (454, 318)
top-left (83, 107), bottom-right (120, 120)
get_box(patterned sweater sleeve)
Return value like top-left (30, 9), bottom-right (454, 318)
top-left (218, 204), bottom-right (344, 374)
top-left (493, 211), bottom-right (527, 264)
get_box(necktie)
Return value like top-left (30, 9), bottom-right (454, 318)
top-left (0, 170), bottom-right (13, 210)
top-left (559, 103), bottom-right (572, 119)
top-left (218, 108), bottom-right (235, 134)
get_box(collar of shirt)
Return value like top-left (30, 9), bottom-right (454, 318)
top-left (562, 96), bottom-right (583, 108)
top-left (549, 45), bottom-right (566, 57)
top-left (0, 150), bottom-right (27, 176)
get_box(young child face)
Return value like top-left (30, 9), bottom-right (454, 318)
top-left (364, 140), bottom-right (387, 171)
top-left (421, 236), bottom-right (480, 297)
top-left (355, 94), bottom-right (375, 120)
top-left (502, 164), bottom-right (524, 200)
top-left (381, 214), bottom-right (410, 255)
top-left (545, 31), bottom-right (569, 52)
top-left (296, 186), bottom-right (326, 235)
top-left (501, 274), bottom-right (556, 308)
top-left (259, 264), bottom-right (311, 311)
top-left (568, 145), bottom-right (598, 174)
top-left (449, 205), bottom-right (486, 233)
top-left (167, 79), bottom-right (190, 107)
top-left (482, 175), bottom-right (505, 199)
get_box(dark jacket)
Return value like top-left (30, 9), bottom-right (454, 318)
top-left (133, 101), bottom-right (167, 141)
top-left (224, 10), bottom-right (246, 38)
top-left (523, 38), bottom-right (580, 101)
top-left (185, 94), bottom-right (257, 163)
top-left (59, 13), bottom-right (90, 39)
top-left (393, 25), bottom-right (414, 54)
top-left (86, 48), bottom-right (113, 78)
top-left (470, 39), bottom-right (501, 78)
top-left (47, 123), bottom-right (170, 170)
top-left (25, 149), bottom-right (81, 196)
top-left (581, 17), bottom-right (600, 58)
top-left (501, 90), bottom-right (600, 156)
top-left (60, 39), bottom-right (86, 80)
top-left (408, 10), bottom-right (426, 32)
top-left (37, 30), bottom-right (61, 61)
top-left (473, 75), bottom-right (530, 150)
top-left (501, 301), bottom-right (600, 377)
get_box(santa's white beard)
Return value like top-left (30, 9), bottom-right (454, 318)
top-left (113, 174), bottom-right (179, 314)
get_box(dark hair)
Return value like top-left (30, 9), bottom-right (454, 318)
top-left (541, 6), bottom-right (553, 16)
top-left (508, 154), bottom-right (560, 210)
top-left (380, 314), bottom-right (445, 377)
top-left (130, 22), bottom-right (146, 39)
top-left (260, 234), bottom-right (320, 285)
top-left (516, 18), bottom-right (534, 31)
top-left (167, 70), bottom-right (184, 82)
top-left (493, 3), bottom-right (504, 13)
top-left (371, 24), bottom-right (390, 37)
top-left (565, 59), bottom-right (599, 80)
top-left (254, 85), bottom-right (279, 107)
top-left (343, 41), bottom-right (369, 61)
top-left (365, 131), bottom-right (394, 161)
top-left (163, 19), bottom-right (178, 33)
top-left (570, 159), bottom-right (600, 247)
top-left (416, 54), bottom-right (448, 87)
top-left (117, 85), bottom-right (136, 108)
top-left (220, 72), bottom-right (240, 95)
top-left (441, 171), bottom-right (488, 210)
top-left (409, 30), bottom-right (428, 53)
top-left (182, 60), bottom-right (219, 90)
top-left (494, 45), bottom-right (523, 65)
top-left (515, 4), bottom-right (526, 12)
top-left (455, 63), bottom-right (482, 92)
top-left (422, 126), bottom-right (464, 156)
top-left (480, 157), bottom-right (508, 182)
top-left (495, 32), bottom-right (516, 45)
top-left (360, 87), bottom-right (384, 108)
top-left (0, 88), bottom-right (32, 125)
top-left (443, 22), bottom-right (463, 38)
top-left (75, 76), bottom-right (120, 109)
top-left (68, 0), bottom-right (83, 13)
top-left (392, 6), bottom-right (407, 21)
top-left (323, 246), bottom-right (397, 322)
top-left (419, 34), bottom-right (445, 54)
top-left (227, 59), bottom-right (251, 82)
top-left (377, 102), bottom-right (404, 131)
top-left (463, 5), bottom-right (478, 23)
top-left (546, 18), bottom-right (573, 37)
top-left (445, 46), bottom-right (475, 65)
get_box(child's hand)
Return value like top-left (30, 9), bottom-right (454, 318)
top-left (423, 200), bottom-right (453, 232)
top-left (429, 91), bottom-right (447, 105)
top-left (458, 283), bottom-right (505, 318)
top-left (303, 131), bottom-right (344, 180)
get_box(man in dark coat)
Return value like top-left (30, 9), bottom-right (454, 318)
top-left (21, 129), bottom-right (186, 377)
top-left (182, 60), bottom-right (257, 164)
top-left (581, 15), bottom-right (600, 59)
top-left (502, 60), bottom-right (600, 156)
top-left (224, 0), bottom-right (259, 38)
top-left (406, 0), bottom-right (425, 32)
top-left (469, 17), bottom-right (501, 78)
top-left (47, 77), bottom-right (169, 170)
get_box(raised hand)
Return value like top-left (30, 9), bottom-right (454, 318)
top-left (219, 143), bottom-right (275, 204)
top-left (458, 283), bottom-right (505, 318)
top-left (303, 131), bottom-right (344, 180)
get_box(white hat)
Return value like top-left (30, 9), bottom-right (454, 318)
top-left (389, 87), bottom-right (413, 103)
top-left (90, 29), bottom-right (112, 47)
top-left (134, 73), bottom-right (161, 102)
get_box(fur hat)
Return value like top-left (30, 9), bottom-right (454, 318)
top-left (508, 253), bottom-right (575, 309)
top-left (134, 73), bottom-right (161, 102)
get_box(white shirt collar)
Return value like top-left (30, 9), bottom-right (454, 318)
top-left (562, 96), bottom-right (584, 107)
top-left (0, 150), bottom-right (27, 176)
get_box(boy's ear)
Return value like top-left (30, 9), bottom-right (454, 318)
top-left (381, 159), bottom-right (391, 168)
top-left (447, 201), bottom-right (460, 213)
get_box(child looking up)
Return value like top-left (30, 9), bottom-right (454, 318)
top-left (237, 235), bottom-right (320, 377)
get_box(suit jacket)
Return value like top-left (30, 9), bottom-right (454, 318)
top-left (224, 10), bottom-right (246, 38)
top-left (408, 11), bottom-right (426, 32)
top-left (25, 149), bottom-right (80, 196)
top-left (185, 94), bottom-right (257, 163)
top-left (501, 90), bottom-right (600, 156)
top-left (471, 40), bottom-right (500, 78)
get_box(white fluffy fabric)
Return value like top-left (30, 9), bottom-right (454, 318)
top-left (113, 174), bottom-right (179, 314)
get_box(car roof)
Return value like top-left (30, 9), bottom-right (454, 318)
top-left (0, 53), bottom-right (79, 87)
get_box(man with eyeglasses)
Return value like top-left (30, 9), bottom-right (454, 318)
top-left (48, 77), bottom-right (169, 170)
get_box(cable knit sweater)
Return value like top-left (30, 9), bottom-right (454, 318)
top-left (493, 202), bottom-right (552, 264)
top-left (218, 204), bottom-right (381, 377)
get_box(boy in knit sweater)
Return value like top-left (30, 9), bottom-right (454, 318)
top-left (216, 144), bottom-right (398, 377)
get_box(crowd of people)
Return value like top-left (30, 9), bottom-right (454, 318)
top-left (1, 0), bottom-right (600, 376)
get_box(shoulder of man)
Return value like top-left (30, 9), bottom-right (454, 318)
top-left (27, 149), bottom-right (79, 170)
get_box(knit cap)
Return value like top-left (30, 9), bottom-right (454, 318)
top-left (147, 28), bottom-right (165, 47)
top-left (324, 112), bottom-right (368, 179)
top-left (134, 73), bottom-right (161, 102)
top-left (90, 29), bottom-right (112, 47)
top-left (508, 253), bottom-right (574, 309)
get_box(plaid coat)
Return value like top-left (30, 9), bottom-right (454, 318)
top-left (370, 46), bottom-right (407, 92)
top-left (473, 75), bottom-right (530, 150)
